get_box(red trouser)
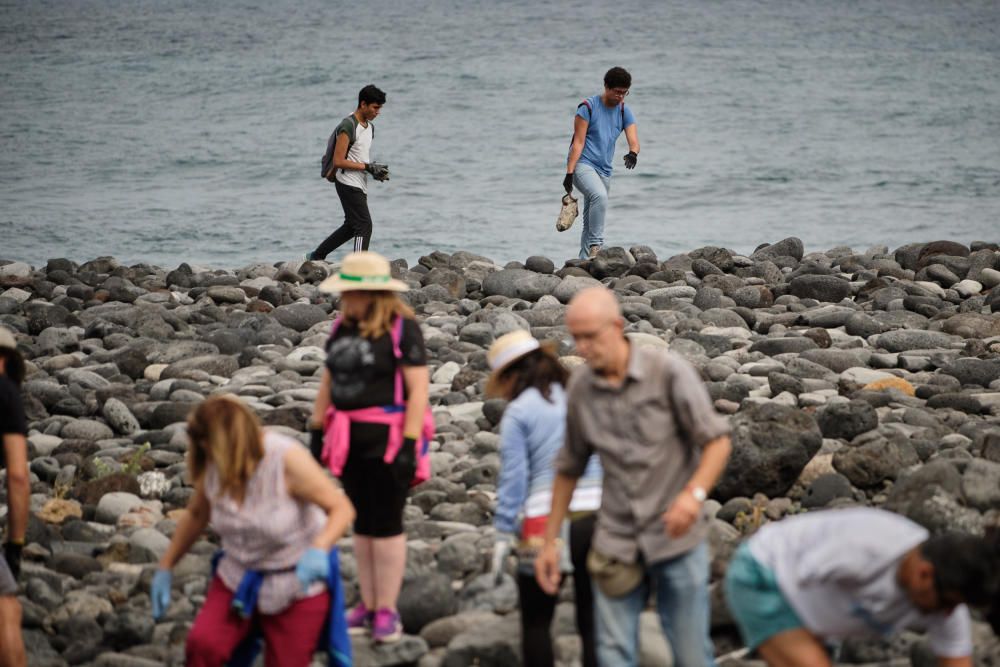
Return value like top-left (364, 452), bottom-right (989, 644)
top-left (186, 576), bottom-right (330, 667)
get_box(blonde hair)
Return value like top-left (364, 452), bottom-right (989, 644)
top-left (186, 395), bottom-right (264, 503)
top-left (355, 291), bottom-right (415, 339)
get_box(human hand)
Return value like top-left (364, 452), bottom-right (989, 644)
top-left (366, 162), bottom-right (390, 181)
top-left (623, 151), bottom-right (637, 169)
top-left (662, 491), bottom-right (702, 538)
top-left (151, 569), bottom-right (172, 620)
top-left (309, 428), bottom-right (324, 462)
top-left (534, 541), bottom-right (562, 595)
top-left (563, 173), bottom-right (574, 194)
top-left (296, 547), bottom-right (329, 591)
top-left (3, 542), bottom-right (22, 579)
top-left (491, 533), bottom-right (513, 585)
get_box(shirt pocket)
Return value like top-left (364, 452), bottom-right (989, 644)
top-left (631, 391), bottom-right (675, 445)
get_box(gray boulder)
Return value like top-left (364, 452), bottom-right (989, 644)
top-left (789, 275), bottom-right (851, 303)
top-left (801, 473), bottom-right (854, 509)
top-left (816, 400), bottom-right (878, 440)
top-left (398, 572), bottom-right (457, 633)
top-left (833, 433), bottom-right (919, 488)
top-left (102, 398), bottom-right (141, 436)
top-left (161, 354), bottom-right (239, 379)
top-left (552, 275), bottom-right (603, 303)
top-left (271, 303), bottom-right (328, 332)
top-left (441, 613), bottom-right (521, 667)
top-left (751, 237), bottom-right (804, 262)
top-left (716, 403), bottom-right (823, 501)
top-left (872, 330), bottom-right (959, 353)
top-left (749, 337), bottom-right (818, 356)
top-left (940, 358), bottom-right (1000, 388)
top-left (61, 419), bottom-right (114, 441)
top-left (961, 459), bottom-right (1000, 511)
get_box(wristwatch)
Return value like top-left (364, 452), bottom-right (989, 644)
top-left (689, 486), bottom-right (707, 503)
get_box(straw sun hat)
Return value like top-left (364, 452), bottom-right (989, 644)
top-left (318, 251), bottom-right (409, 294)
top-left (487, 329), bottom-right (541, 373)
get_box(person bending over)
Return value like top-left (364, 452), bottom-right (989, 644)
top-left (725, 507), bottom-right (1000, 667)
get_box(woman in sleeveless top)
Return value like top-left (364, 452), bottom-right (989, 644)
top-left (309, 251), bottom-right (430, 643)
top-left (152, 395), bottom-right (355, 667)
top-left (486, 330), bottom-right (602, 667)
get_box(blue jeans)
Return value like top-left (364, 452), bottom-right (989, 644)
top-left (593, 543), bottom-right (715, 667)
top-left (573, 163), bottom-right (610, 259)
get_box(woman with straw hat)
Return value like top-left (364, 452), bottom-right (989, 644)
top-left (309, 251), bottom-right (430, 644)
top-left (487, 330), bottom-right (602, 667)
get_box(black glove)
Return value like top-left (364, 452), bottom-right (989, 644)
top-left (365, 162), bottom-right (390, 182)
top-left (309, 428), bottom-right (324, 462)
top-left (392, 437), bottom-right (417, 484)
top-left (4, 542), bottom-right (22, 579)
top-left (563, 173), bottom-right (574, 194)
top-left (624, 151), bottom-right (637, 169)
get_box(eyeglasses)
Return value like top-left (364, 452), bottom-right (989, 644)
top-left (607, 88), bottom-right (630, 97)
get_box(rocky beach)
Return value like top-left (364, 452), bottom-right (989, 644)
top-left (1, 238), bottom-right (999, 667)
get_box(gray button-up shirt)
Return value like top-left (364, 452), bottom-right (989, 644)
top-left (555, 344), bottom-right (731, 564)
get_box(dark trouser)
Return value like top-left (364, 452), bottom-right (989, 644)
top-left (313, 180), bottom-right (372, 260)
top-left (515, 513), bottom-right (597, 667)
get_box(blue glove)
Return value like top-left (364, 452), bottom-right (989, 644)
top-left (295, 547), bottom-right (329, 591)
top-left (151, 569), bottom-right (172, 620)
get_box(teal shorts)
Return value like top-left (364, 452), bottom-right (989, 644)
top-left (724, 543), bottom-right (803, 651)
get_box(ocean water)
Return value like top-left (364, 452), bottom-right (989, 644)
top-left (2, 0), bottom-right (999, 269)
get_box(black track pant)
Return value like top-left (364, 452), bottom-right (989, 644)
top-left (515, 513), bottom-right (597, 667)
top-left (313, 180), bottom-right (372, 259)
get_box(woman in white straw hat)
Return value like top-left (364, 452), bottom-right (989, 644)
top-left (486, 330), bottom-right (602, 667)
top-left (309, 251), bottom-right (431, 644)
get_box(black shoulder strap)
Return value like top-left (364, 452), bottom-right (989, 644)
top-left (340, 115), bottom-right (360, 175)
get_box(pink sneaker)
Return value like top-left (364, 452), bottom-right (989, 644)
top-left (372, 607), bottom-right (402, 644)
top-left (346, 601), bottom-right (373, 636)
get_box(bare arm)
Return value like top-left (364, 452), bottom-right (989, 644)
top-left (158, 480), bottom-right (211, 570)
top-left (662, 435), bottom-right (732, 538)
top-left (624, 123), bottom-right (639, 155)
top-left (566, 115), bottom-right (589, 174)
top-left (332, 130), bottom-right (367, 171)
top-left (310, 369), bottom-right (331, 430)
top-left (3, 434), bottom-right (29, 543)
top-left (535, 472), bottom-right (578, 594)
top-left (285, 445), bottom-right (355, 551)
top-left (401, 365), bottom-right (429, 439)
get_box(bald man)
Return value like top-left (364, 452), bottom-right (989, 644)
top-left (536, 287), bottom-right (732, 667)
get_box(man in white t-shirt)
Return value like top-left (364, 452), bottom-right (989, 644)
top-left (309, 84), bottom-right (389, 261)
top-left (725, 507), bottom-right (1000, 667)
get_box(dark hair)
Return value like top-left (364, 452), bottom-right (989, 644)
top-left (358, 84), bottom-right (386, 106)
top-left (921, 531), bottom-right (1000, 609)
top-left (604, 67), bottom-right (631, 90)
top-left (0, 348), bottom-right (25, 387)
top-left (486, 342), bottom-right (568, 402)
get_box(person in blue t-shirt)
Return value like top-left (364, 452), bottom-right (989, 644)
top-left (565, 67), bottom-right (640, 260)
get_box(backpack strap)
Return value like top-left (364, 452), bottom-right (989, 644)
top-left (391, 316), bottom-right (405, 405)
top-left (577, 99), bottom-right (592, 117)
top-left (338, 115), bottom-right (360, 176)
top-left (328, 315), bottom-right (342, 338)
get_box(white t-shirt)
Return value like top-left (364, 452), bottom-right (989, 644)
top-left (335, 120), bottom-right (373, 193)
top-left (748, 507), bottom-right (971, 658)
